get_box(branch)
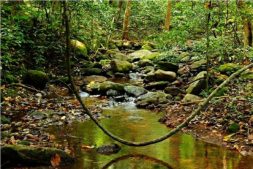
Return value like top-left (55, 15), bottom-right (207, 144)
top-left (63, 0), bottom-right (253, 147)
top-left (6, 83), bottom-right (46, 96)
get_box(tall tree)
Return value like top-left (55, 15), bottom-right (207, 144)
top-left (122, 0), bottom-right (131, 40)
top-left (237, 0), bottom-right (253, 47)
top-left (164, 0), bottom-right (172, 30)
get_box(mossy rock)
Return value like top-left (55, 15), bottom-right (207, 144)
top-left (182, 94), bottom-right (202, 103)
top-left (190, 59), bottom-right (207, 70)
top-left (82, 68), bottom-right (103, 76)
top-left (141, 44), bottom-right (153, 50)
top-left (1, 115), bottom-right (11, 124)
top-left (23, 70), bottom-right (48, 89)
top-left (99, 59), bottom-right (111, 67)
top-left (186, 71), bottom-right (207, 95)
top-left (164, 87), bottom-right (185, 96)
top-left (135, 92), bottom-right (171, 108)
top-left (70, 39), bottom-right (87, 57)
top-left (124, 85), bottom-right (147, 97)
top-left (142, 52), bottom-right (161, 60)
top-left (86, 81), bottom-right (125, 94)
top-left (154, 61), bottom-right (179, 72)
top-left (128, 49), bottom-right (153, 59)
top-left (144, 81), bottom-right (168, 90)
top-left (145, 69), bottom-right (176, 82)
top-left (110, 60), bottom-right (132, 73)
top-left (227, 123), bottom-right (240, 133)
top-left (217, 63), bottom-right (242, 75)
top-left (1, 144), bottom-right (74, 167)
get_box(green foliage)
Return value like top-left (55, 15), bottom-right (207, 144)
top-left (227, 122), bottom-right (240, 133)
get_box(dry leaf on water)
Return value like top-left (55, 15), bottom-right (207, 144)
top-left (51, 153), bottom-right (61, 167)
top-left (81, 144), bottom-right (95, 151)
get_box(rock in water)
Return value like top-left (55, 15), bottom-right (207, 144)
top-left (135, 92), bottom-right (171, 108)
top-left (96, 144), bottom-right (121, 155)
top-left (124, 85), bottom-right (147, 97)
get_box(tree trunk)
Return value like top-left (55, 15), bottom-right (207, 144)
top-left (237, 0), bottom-right (253, 47)
top-left (243, 20), bottom-right (253, 47)
top-left (122, 0), bottom-right (131, 40)
top-left (164, 0), bottom-right (172, 30)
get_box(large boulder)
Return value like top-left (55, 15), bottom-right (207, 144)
top-left (135, 92), bottom-right (171, 107)
top-left (70, 39), bottom-right (87, 57)
top-left (217, 63), bottom-right (242, 75)
top-left (186, 71), bottom-right (207, 95)
top-left (23, 70), bottom-right (48, 89)
top-left (1, 144), bottom-right (74, 168)
top-left (124, 85), bottom-right (147, 97)
top-left (145, 69), bottom-right (176, 82)
top-left (110, 60), bottom-right (132, 73)
top-left (86, 81), bottom-right (125, 94)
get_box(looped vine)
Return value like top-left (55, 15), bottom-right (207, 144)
top-left (63, 1), bottom-right (253, 147)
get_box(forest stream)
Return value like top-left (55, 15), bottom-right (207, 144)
top-left (44, 95), bottom-right (253, 169)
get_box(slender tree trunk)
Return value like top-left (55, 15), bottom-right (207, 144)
top-left (164, 0), bottom-right (172, 30)
top-left (243, 20), bottom-right (253, 47)
top-left (237, 0), bottom-right (253, 47)
top-left (205, 0), bottom-right (211, 90)
top-left (122, 0), bottom-right (131, 40)
top-left (116, 1), bottom-right (123, 23)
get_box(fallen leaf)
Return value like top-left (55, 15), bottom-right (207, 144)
top-left (223, 133), bottom-right (235, 142)
top-left (81, 144), bottom-right (95, 150)
top-left (51, 154), bottom-right (61, 167)
top-left (248, 134), bottom-right (253, 140)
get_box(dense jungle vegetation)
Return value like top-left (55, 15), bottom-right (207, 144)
top-left (1, 0), bottom-right (253, 168)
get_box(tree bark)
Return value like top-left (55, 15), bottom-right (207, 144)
top-left (164, 0), bottom-right (172, 30)
top-left (237, 0), bottom-right (253, 47)
top-left (122, 0), bottom-right (131, 40)
top-left (243, 20), bottom-right (253, 46)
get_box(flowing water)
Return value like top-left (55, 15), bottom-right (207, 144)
top-left (48, 96), bottom-right (253, 169)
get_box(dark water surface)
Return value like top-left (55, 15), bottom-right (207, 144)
top-left (48, 97), bottom-right (253, 169)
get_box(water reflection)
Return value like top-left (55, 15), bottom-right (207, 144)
top-left (48, 97), bottom-right (253, 169)
top-left (102, 154), bottom-right (173, 169)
